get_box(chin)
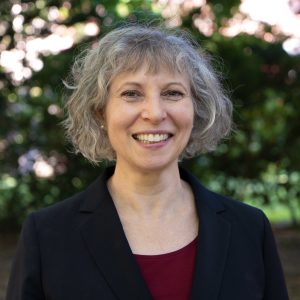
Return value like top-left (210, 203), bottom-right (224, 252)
top-left (133, 157), bottom-right (179, 173)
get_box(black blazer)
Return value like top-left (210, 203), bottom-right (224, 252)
top-left (6, 167), bottom-right (289, 300)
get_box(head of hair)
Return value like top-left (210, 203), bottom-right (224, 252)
top-left (63, 24), bottom-right (233, 163)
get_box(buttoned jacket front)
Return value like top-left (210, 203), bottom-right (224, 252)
top-left (6, 167), bottom-right (289, 300)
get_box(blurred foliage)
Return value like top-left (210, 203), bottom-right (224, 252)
top-left (0, 0), bottom-right (300, 229)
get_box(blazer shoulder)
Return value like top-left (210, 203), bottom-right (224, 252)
top-left (220, 193), bottom-right (265, 220)
top-left (27, 171), bottom-right (110, 230)
top-left (189, 166), bottom-right (267, 229)
top-left (25, 191), bottom-right (84, 234)
top-left (181, 167), bottom-right (267, 229)
top-left (213, 191), bottom-right (268, 241)
top-left (34, 171), bottom-right (108, 214)
top-left (34, 189), bottom-right (84, 218)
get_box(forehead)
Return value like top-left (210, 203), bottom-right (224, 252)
top-left (111, 39), bottom-right (188, 75)
top-left (117, 61), bottom-right (187, 78)
top-left (109, 64), bottom-right (190, 88)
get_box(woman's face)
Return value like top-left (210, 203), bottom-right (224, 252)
top-left (105, 64), bottom-right (194, 173)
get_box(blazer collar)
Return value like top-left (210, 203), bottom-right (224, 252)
top-left (179, 168), bottom-right (231, 300)
top-left (79, 166), bottom-right (231, 300)
top-left (79, 167), bottom-right (152, 299)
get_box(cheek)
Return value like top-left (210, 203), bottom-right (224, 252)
top-left (105, 107), bottom-right (138, 139)
top-left (175, 104), bottom-right (194, 129)
top-left (105, 103), bottom-right (124, 129)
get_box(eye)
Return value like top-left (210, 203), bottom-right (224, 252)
top-left (161, 90), bottom-right (185, 101)
top-left (120, 90), bottom-right (142, 101)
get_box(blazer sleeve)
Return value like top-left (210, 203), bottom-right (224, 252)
top-left (6, 213), bottom-right (45, 300)
top-left (262, 214), bottom-right (289, 300)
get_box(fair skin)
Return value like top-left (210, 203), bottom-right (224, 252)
top-left (104, 65), bottom-right (199, 255)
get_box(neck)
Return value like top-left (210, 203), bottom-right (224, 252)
top-left (107, 162), bottom-right (186, 218)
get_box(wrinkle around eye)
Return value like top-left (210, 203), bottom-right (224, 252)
top-left (120, 90), bottom-right (143, 101)
top-left (161, 90), bottom-right (185, 101)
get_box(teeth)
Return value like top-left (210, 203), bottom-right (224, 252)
top-left (134, 133), bottom-right (170, 143)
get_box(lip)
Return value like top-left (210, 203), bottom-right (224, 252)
top-left (132, 130), bottom-right (173, 135)
top-left (131, 130), bottom-right (174, 149)
top-left (134, 138), bottom-right (171, 149)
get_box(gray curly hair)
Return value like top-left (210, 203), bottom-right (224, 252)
top-left (63, 25), bottom-right (233, 163)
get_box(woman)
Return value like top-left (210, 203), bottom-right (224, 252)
top-left (6, 25), bottom-right (288, 300)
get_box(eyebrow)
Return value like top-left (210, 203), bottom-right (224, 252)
top-left (116, 81), bottom-right (189, 93)
top-left (164, 82), bottom-right (189, 93)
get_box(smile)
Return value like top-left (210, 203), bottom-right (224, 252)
top-left (132, 133), bottom-right (172, 143)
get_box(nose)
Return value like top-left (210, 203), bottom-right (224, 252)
top-left (141, 96), bottom-right (167, 124)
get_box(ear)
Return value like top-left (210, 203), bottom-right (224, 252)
top-left (94, 109), bottom-right (107, 129)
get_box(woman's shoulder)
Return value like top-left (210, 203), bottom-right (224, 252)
top-left (218, 193), bottom-right (265, 220)
top-left (207, 188), bottom-right (270, 242)
top-left (182, 167), bottom-right (268, 237)
top-left (181, 167), bottom-right (266, 221)
top-left (26, 189), bottom-right (86, 232)
top-left (27, 174), bottom-right (107, 231)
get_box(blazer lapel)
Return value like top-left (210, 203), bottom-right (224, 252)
top-left (180, 169), bottom-right (231, 300)
top-left (79, 169), bottom-right (152, 300)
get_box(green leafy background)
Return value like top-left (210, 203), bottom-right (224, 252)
top-left (1, 0), bottom-right (300, 229)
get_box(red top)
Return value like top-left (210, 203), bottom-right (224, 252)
top-left (134, 237), bottom-right (197, 300)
